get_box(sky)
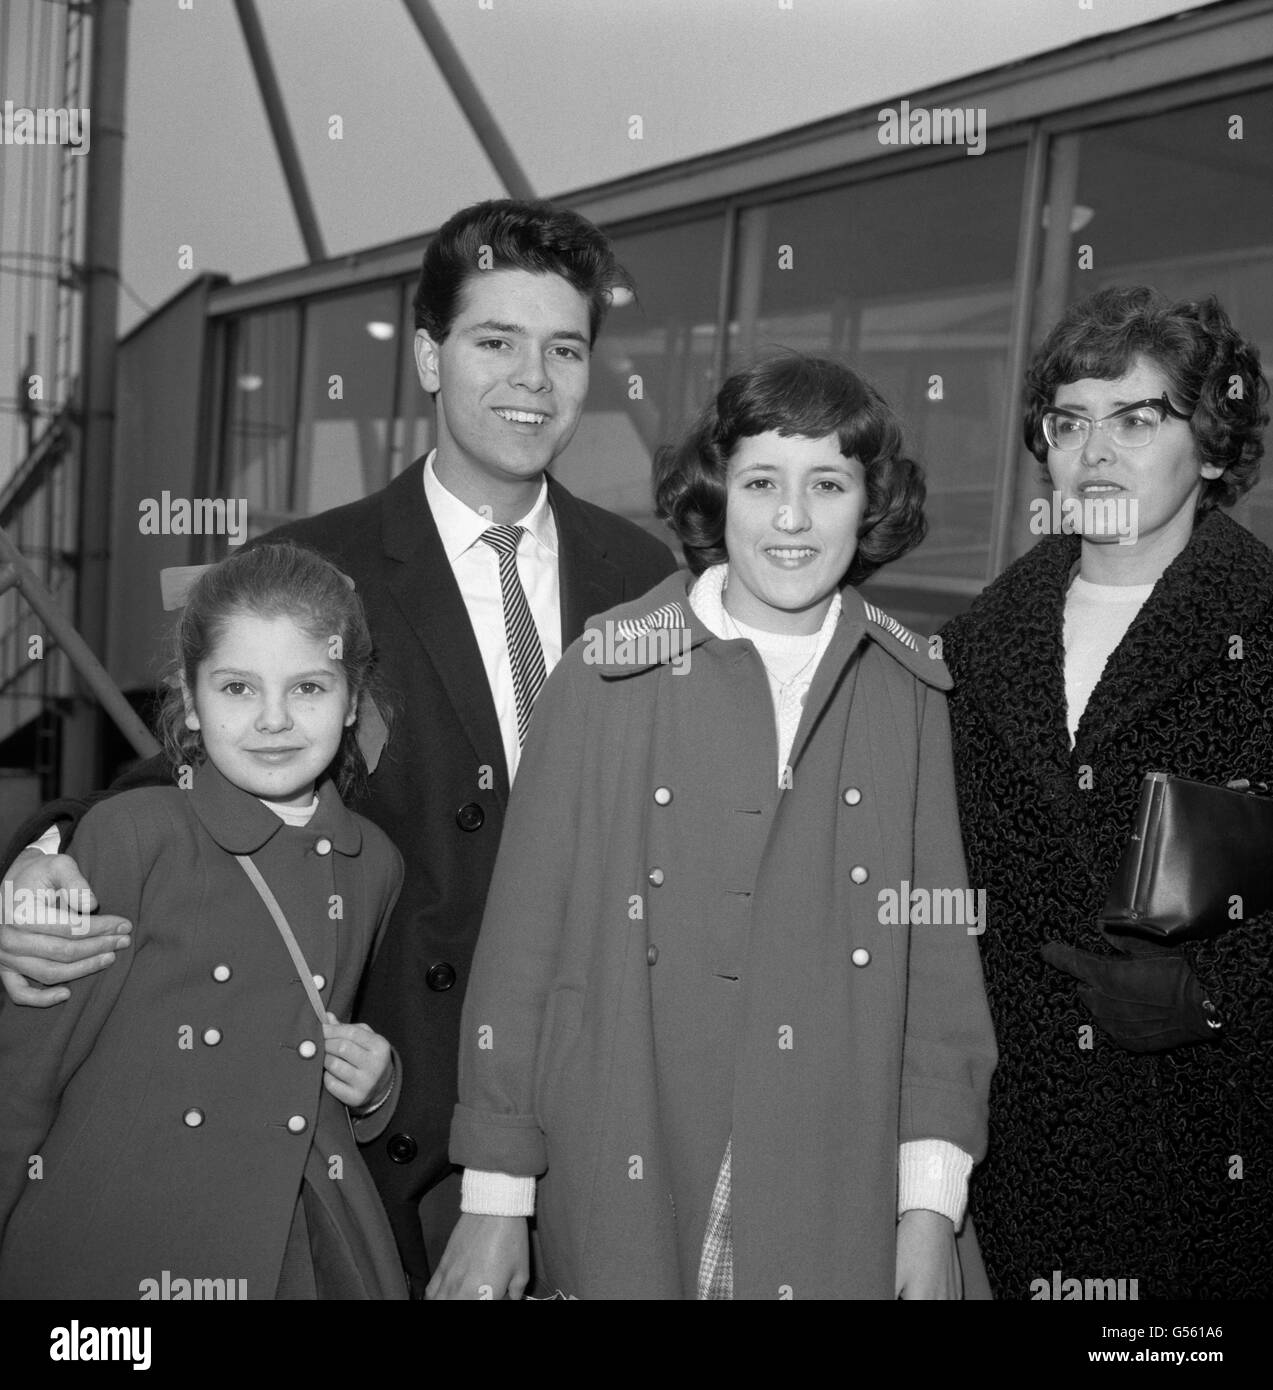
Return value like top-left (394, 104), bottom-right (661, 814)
top-left (0, 0), bottom-right (1214, 478)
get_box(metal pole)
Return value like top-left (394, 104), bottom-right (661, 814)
top-left (0, 527), bottom-right (159, 760)
top-left (232, 0), bottom-right (327, 263)
top-left (64, 0), bottom-right (130, 791)
top-left (400, 0), bottom-right (535, 200)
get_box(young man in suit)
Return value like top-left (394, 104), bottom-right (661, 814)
top-left (0, 199), bottom-right (679, 1295)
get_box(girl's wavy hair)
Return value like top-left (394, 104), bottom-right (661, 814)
top-left (654, 352), bottom-right (926, 583)
top-left (1024, 286), bottom-right (1269, 511)
top-left (156, 542), bottom-right (388, 801)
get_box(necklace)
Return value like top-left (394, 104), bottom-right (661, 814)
top-left (720, 590), bottom-right (823, 692)
top-left (768, 646), bottom-right (822, 692)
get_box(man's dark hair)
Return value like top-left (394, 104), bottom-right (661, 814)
top-left (412, 199), bottom-right (634, 346)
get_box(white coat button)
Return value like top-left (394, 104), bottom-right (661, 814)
top-left (287, 1115), bottom-right (308, 1134)
top-left (183, 1107), bottom-right (205, 1127)
top-left (298, 1039), bottom-right (317, 1059)
top-left (315, 837), bottom-right (332, 856)
top-left (647, 945), bottom-right (659, 966)
top-left (648, 867), bottom-right (665, 886)
top-left (312, 974), bottom-right (326, 991)
top-left (201, 1028), bottom-right (222, 1047)
top-left (653, 786), bottom-right (673, 806)
top-left (852, 948), bottom-right (871, 967)
top-left (850, 865), bottom-right (869, 884)
top-left (843, 787), bottom-right (862, 806)
top-left (212, 964), bottom-right (231, 982)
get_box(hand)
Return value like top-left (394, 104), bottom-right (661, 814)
top-left (426, 1213), bottom-right (530, 1300)
top-left (1041, 929), bottom-right (1220, 1052)
top-left (321, 1013), bottom-right (391, 1109)
top-left (895, 1208), bottom-right (961, 1300)
top-left (0, 848), bottom-right (131, 1006)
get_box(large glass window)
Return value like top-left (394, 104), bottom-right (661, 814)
top-left (222, 307), bottom-right (300, 534)
top-left (727, 150), bottom-right (1027, 596)
top-left (551, 215), bottom-right (726, 542)
top-left (294, 286), bottom-right (402, 516)
top-left (1030, 88), bottom-right (1273, 547)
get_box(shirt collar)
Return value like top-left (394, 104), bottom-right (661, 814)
top-left (189, 758), bottom-right (363, 855)
top-left (423, 448), bottom-right (556, 563)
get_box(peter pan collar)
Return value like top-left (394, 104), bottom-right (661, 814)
top-left (188, 758), bottom-right (363, 855)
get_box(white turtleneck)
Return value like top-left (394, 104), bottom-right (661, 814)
top-left (1063, 576), bottom-right (1154, 745)
top-left (689, 562), bottom-right (841, 778)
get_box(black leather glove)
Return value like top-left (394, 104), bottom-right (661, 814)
top-left (1040, 926), bottom-right (1223, 1053)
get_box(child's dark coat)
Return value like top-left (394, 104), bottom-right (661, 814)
top-left (0, 761), bottom-right (405, 1299)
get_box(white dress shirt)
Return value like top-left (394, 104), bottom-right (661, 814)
top-left (423, 451), bottom-right (562, 783)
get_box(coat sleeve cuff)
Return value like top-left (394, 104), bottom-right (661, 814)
top-left (450, 1103), bottom-right (547, 1177)
top-left (461, 1169), bottom-right (536, 1216)
top-left (31, 825), bottom-right (63, 855)
top-left (897, 1139), bottom-right (973, 1226)
top-left (352, 1046), bottom-right (400, 1144)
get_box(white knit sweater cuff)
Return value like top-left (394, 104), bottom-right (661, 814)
top-left (461, 1168), bottom-right (536, 1217)
top-left (897, 1140), bottom-right (973, 1226)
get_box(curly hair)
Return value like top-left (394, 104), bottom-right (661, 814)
top-left (412, 198), bottom-right (634, 346)
top-left (155, 542), bottom-right (387, 801)
top-left (1024, 286), bottom-right (1268, 512)
top-left (654, 352), bottom-right (926, 583)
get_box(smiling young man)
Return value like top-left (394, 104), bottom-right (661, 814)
top-left (0, 199), bottom-right (679, 1294)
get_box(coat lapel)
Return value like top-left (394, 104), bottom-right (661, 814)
top-left (548, 475), bottom-right (627, 645)
top-left (1074, 510), bottom-right (1273, 760)
top-left (379, 459), bottom-right (510, 798)
top-left (947, 532), bottom-right (1080, 809)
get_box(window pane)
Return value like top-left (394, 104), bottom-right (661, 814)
top-left (551, 215), bottom-right (725, 544)
top-left (222, 307), bottom-right (299, 532)
top-left (729, 150), bottom-right (1026, 589)
top-left (294, 286), bottom-right (401, 516)
top-left (1045, 88), bottom-right (1273, 546)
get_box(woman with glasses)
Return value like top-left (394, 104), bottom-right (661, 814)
top-left (941, 285), bottom-right (1273, 1298)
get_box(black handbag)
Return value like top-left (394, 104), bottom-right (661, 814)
top-left (1100, 771), bottom-right (1273, 943)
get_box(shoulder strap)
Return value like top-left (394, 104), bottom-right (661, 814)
top-left (235, 854), bottom-right (327, 1026)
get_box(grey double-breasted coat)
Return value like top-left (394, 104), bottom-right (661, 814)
top-left (452, 572), bottom-right (997, 1299)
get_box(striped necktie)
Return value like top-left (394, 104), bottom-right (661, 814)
top-left (481, 524), bottom-right (547, 746)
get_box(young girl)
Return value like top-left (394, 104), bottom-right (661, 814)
top-left (0, 542), bottom-right (407, 1299)
top-left (432, 354), bottom-right (997, 1300)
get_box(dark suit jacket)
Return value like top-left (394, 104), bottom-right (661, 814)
top-left (6, 456), bottom-right (678, 1283)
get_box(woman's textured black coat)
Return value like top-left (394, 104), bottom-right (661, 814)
top-left (942, 508), bottom-right (1273, 1300)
